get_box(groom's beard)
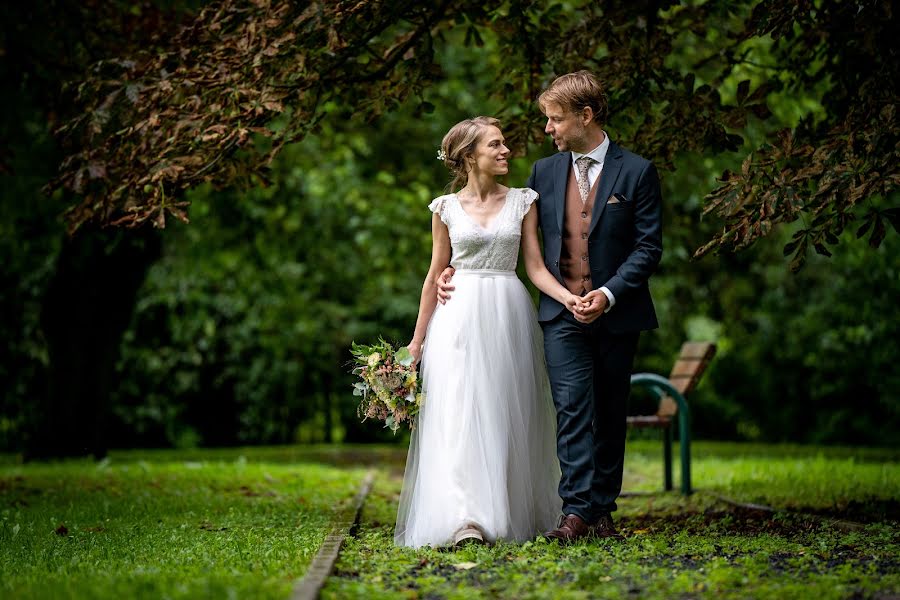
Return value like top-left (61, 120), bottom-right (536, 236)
top-left (556, 128), bottom-right (589, 153)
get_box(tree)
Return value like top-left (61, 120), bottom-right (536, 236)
top-left (6, 0), bottom-right (898, 456)
top-left (48, 0), bottom-right (897, 266)
top-left (693, 0), bottom-right (899, 270)
top-left (1, 0), bottom-right (197, 458)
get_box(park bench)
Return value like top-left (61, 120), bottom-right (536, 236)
top-left (628, 341), bottom-right (717, 495)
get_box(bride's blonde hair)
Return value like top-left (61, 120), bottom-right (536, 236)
top-left (439, 116), bottom-right (501, 192)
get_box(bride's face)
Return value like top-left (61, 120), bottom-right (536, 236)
top-left (467, 126), bottom-right (510, 178)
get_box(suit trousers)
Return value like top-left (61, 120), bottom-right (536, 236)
top-left (541, 311), bottom-right (639, 521)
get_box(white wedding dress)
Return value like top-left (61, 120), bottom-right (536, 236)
top-left (394, 188), bottom-right (562, 548)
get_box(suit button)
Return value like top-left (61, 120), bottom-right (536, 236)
top-left (581, 255), bottom-right (588, 261)
top-left (580, 212), bottom-right (587, 218)
top-left (581, 233), bottom-right (587, 239)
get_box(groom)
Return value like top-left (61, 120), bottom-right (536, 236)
top-left (439, 71), bottom-right (662, 542)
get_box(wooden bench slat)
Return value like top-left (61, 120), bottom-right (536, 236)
top-left (631, 341), bottom-right (717, 421)
top-left (679, 341), bottom-right (716, 359)
top-left (670, 360), bottom-right (708, 377)
top-left (626, 415), bottom-right (672, 428)
top-left (656, 396), bottom-right (678, 417)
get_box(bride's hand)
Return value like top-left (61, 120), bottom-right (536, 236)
top-left (562, 293), bottom-right (584, 314)
top-left (406, 340), bottom-right (423, 365)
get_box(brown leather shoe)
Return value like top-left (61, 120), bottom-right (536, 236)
top-left (543, 514), bottom-right (594, 543)
top-left (591, 513), bottom-right (624, 540)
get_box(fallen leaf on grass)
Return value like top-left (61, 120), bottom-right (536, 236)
top-left (631, 528), bottom-right (651, 535)
top-left (198, 521), bottom-right (228, 531)
top-left (453, 562), bottom-right (478, 570)
top-left (55, 524), bottom-right (68, 536)
top-left (600, 576), bottom-right (613, 582)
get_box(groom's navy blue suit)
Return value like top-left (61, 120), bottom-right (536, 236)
top-left (526, 139), bottom-right (662, 521)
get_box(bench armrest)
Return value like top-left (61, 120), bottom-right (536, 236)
top-left (630, 372), bottom-right (692, 494)
top-left (630, 372), bottom-right (690, 417)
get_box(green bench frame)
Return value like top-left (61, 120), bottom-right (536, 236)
top-left (627, 341), bottom-right (717, 495)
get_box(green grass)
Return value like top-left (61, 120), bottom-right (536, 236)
top-left (322, 440), bottom-right (900, 600)
top-left (2, 442), bottom-right (897, 599)
top-left (0, 448), bottom-right (368, 600)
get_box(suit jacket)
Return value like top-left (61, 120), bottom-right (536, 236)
top-left (525, 139), bottom-right (662, 333)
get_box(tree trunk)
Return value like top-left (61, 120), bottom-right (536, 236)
top-left (27, 226), bottom-right (161, 460)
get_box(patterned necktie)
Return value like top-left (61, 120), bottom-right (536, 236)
top-left (575, 156), bottom-right (595, 203)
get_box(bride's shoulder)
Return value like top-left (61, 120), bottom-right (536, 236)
top-left (428, 193), bottom-right (456, 216)
top-left (510, 187), bottom-right (539, 206)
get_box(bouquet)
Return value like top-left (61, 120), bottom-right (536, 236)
top-left (350, 338), bottom-right (423, 433)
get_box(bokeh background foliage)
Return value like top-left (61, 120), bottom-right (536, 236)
top-left (1, 0), bottom-right (897, 454)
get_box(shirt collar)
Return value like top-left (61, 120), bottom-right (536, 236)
top-left (571, 131), bottom-right (610, 166)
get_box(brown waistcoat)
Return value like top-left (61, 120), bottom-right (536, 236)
top-left (560, 167), bottom-right (601, 295)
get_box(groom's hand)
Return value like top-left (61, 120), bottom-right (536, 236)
top-left (574, 289), bottom-right (607, 323)
top-left (436, 266), bottom-right (455, 304)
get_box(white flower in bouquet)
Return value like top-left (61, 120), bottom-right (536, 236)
top-left (351, 338), bottom-right (423, 433)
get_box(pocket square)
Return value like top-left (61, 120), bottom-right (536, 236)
top-left (607, 193), bottom-right (627, 204)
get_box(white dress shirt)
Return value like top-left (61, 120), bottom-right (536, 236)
top-left (570, 132), bottom-right (610, 191)
top-left (570, 132), bottom-right (616, 311)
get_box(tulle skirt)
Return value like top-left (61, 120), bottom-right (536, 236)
top-left (394, 269), bottom-right (562, 548)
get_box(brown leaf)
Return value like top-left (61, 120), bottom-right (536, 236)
top-left (166, 205), bottom-right (190, 224)
top-left (198, 521), bottom-right (227, 532)
top-left (83, 526), bottom-right (106, 533)
top-left (55, 524), bottom-right (69, 536)
top-left (869, 216), bottom-right (886, 248)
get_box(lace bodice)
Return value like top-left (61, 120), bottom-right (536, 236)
top-left (428, 188), bottom-right (538, 271)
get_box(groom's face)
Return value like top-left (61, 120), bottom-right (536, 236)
top-left (542, 101), bottom-right (589, 153)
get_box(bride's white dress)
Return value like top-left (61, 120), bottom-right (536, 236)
top-left (394, 188), bottom-right (562, 548)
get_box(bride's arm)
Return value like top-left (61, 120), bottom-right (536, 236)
top-left (407, 213), bottom-right (452, 363)
top-left (521, 205), bottom-right (582, 312)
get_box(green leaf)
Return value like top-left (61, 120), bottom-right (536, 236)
top-left (736, 79), bottom-right (751, 105)
top-left (395, 346), bottom-right (414, 367)
top-left (883, 208), bottom-right (900, 233)
top-left (856, 216), bottom-right (874, 238)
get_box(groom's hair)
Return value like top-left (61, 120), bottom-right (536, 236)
top-left (539, 71), bottom-right (609, 125)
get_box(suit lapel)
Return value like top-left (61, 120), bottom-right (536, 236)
top-left (588, 140), bottom-right (623, 236)
top-left (553, 152), bottom-right (571, 232)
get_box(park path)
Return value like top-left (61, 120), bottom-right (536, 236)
top-left (288, 446), bottom-right (405, 600)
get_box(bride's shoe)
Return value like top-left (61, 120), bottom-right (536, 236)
top-left (453, 523), bottom-right (485, 547)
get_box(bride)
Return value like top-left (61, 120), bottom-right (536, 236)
top-left (395, 117), bottom-right (583, 548)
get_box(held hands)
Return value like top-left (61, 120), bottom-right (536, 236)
top-left (437, 262), bottom-right (607, 324)
top-left (571, 289), bottom-right (608, 323)
top-left (562, 293), bottom-right (587, 315)
top-left (436, 266), bottom-right (456, 304)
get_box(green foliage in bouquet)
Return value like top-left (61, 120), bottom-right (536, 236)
top-left (350, 339), bottom-right (423, 433)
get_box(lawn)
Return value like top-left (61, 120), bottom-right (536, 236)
top-left (1, 442), bottom-right (897, 599)
top-left (322, 440), bottom-right (900, 600)
top-left (0, 447), bottom-right (370, 600)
